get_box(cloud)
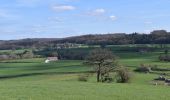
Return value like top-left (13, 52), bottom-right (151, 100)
top-left (94, 9), bottom-right (105, 14)
top-left (84, 9), bottom-right (117, 22)
top-left (110, 15), bottom-right (117, 21)
top-left (52, 5), bottom-right (76, 12)
top-left (88, 8), bottom-right (106, 16)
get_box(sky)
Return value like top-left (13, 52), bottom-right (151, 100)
top-left (0, 0), bottom-right (170, 40)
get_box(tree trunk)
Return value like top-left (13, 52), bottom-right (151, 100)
top-left (97, 64), bottom-right (101, 82)
top-left (97, 70), bottom-right (100, 82)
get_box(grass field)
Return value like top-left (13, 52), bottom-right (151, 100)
top-left (0, 45), bottom-right (170, 100)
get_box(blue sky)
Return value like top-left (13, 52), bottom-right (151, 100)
top-left (0, 0), bottom-right (170, 40)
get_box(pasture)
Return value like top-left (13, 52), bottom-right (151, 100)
top-left (0, 45), bottom-right (170, 100)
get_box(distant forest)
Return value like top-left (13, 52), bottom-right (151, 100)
top-left (0, 30), bottom-right (170, 50)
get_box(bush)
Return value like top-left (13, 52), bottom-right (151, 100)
top-left (134, 64), bottom-right (151, 73)
top-left (151, 66), bottom-right (170, 71)
top-left (22, 50), bottom-right (34, 59)
top-left (101, 75), bottom-right (113, 83)
top-left (154, 76), bottom-right (166, 81)
top-left (136, 64), bottom-right (170, 72)
top-left (78, 74), bottom-right (89, 82)
top-left (159, 55), bottom-right (170, 62)
top-left (116, 67), bottom-right (132, 83)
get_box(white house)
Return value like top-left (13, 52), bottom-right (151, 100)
top-left (45, 57), bottom-right (58, 63)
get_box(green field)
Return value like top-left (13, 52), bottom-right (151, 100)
top-left (0, 46), bottom-right (170, 100)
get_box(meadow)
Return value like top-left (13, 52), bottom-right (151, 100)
top-left (0, 45), bottom-right (170, 100)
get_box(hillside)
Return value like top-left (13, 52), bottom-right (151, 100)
top-left (0, 30), bottom-right (170, 50)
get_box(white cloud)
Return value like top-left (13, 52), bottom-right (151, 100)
top-left (94, 9), bottom-right (105, 14)
top-left (88, 8), bottom-right (106, 16)
top-left (52, 5), bottom-right (76, 12)
top-left (110, 15), bottom-right (117, 21)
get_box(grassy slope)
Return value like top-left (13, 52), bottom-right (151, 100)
top-left (0, 59), bottom-right (91, 77)
top-left (0, 76), bottom-right (169, 100)
top-left (0, 58), bottom-right (169, 100)
top-left (0, 45), bottom-right (170, 100)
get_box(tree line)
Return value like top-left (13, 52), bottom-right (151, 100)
top-left (0, 30), bottom-right (170, 50)
top-left (56, 30), bottom-right (170, 45)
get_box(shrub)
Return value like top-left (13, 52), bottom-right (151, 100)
top-left (154, 76), bottom-right (166, 81)
top-left (22, 50), bottom-right (34, 59)
top-left (116, 67), bottom-right (132, 83)
top-left (101, 74), bottom-right (113, 83)
top-left (159, 55), bottom-right (170, 62)
top-left (78, 74), bottom-right (89, 82)
top-left (165, 79), bottom-right (170, 83)
top-left (159, 55), bottom-right (166, 61)
top-left (151, 66), bottom-right (170, 71)
top-left (134, 64), bottom-right (151, 73)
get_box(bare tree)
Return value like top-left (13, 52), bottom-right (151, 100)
top-left (85, 48), bottom-right (117, 82)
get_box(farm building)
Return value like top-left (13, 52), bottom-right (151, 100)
top-left (45, 57), bottom-right (58, 63)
